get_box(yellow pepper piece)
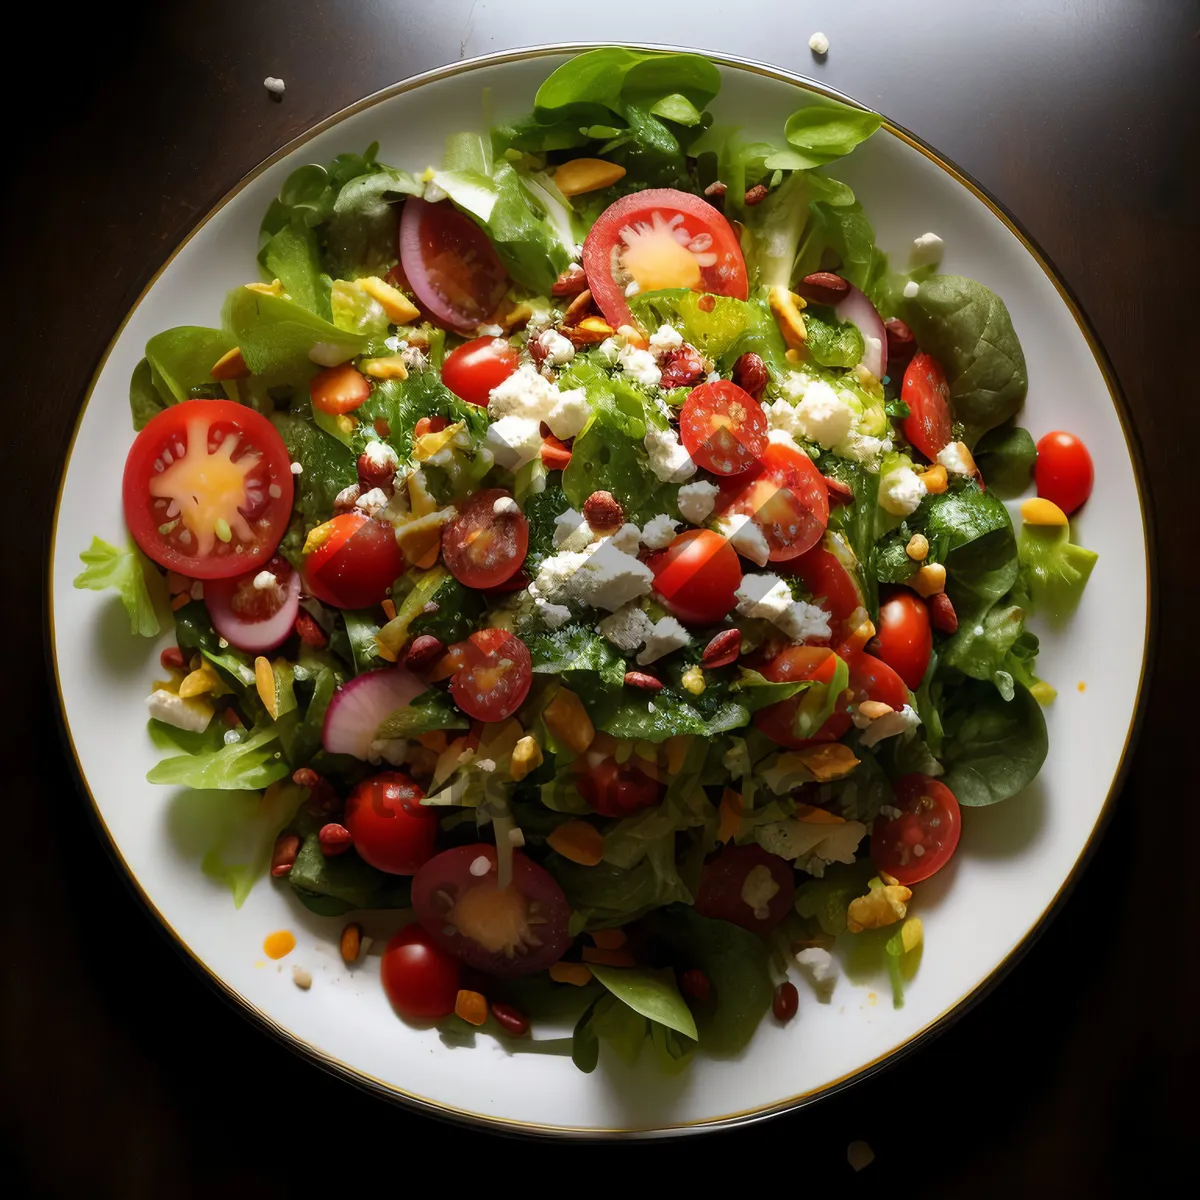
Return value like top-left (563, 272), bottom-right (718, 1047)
top-left (543, 688), bottom-right (594, 754)
top-left (413, 421), bottom-right (465, 462)
top-left (178, 661), bottom-right (222, 698)
top-left (244, 279), bottom-right (286, 297)
top-left (1021, 496), bottom-right (1069, 526)
top-left (353, 275), bottom-right (420, 324)
top-left (211, 347), bottom-right (250, 381)
top-left (360, 355), bottom-right (409, 381)
top-left (768, 286), bottom-right (808, 348)
top-left (547, 820), bottom-right (605, 866)
top-left (254, 656), bottom-right (278, 719)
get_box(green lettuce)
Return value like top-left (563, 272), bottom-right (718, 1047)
top-left (145, 326), bottom-right (237, 404)
top-left (223, 287), bottom-right (367, 377)
top-left (1017, 521), bottom-right (1098, 619)
top-left (73, 536), bottom-right (164, 637)
top-left (147, 725), bottom-right (289, 790)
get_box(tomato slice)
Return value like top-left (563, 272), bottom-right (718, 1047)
top-left (344, 771), bottom-right (439, 875)
top-left (441, 336), bottom-right (519, 407)
top-left (716, 441), bottom-right (829, 561)
top-left (447, 629), bottom-right (532, 722)
top-left (871, 774), bottom-right (961, 885)
top-left (901, 352), bottom-right (953, 460)
top-left (441, 489), bottom-right (529, 589)
top-left (694, 844), bottom-right (796, 934)
top-left (782, 540), bottom-right (863, 637)
top-left (1034, 430), bottom-right (1094, 515)
top-left (122, 399), bottom-right (294, 579)
top-left (398, 198), bottom-right (510, 334)
top-left (573, 733), bottom-right (663, 817)
top-left (303, 512), bottom-right (404, 610)
top-left (310, 363), bottom-right (370, 415)
top-left (648, 529), bottom-right (742, 626)
top-left (582, 188), bottom-right (749, 330)
top-left (754, 645), bottom-right (852, 749)
top-left (679, 380), bottom-right (768, 476)
top-left (381, 925), bottom-right (462, 1020)
top-left (411, 844), bottom-right (572, 975)
top-left (875, 591), bottom-right (933, 691)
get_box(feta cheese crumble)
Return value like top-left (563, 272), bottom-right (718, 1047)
top-left (839, 431), bottom-right (893, 469)
top-left (492, 495), bottom-right (520, 516)
top-left (636, 616), bottom-right (691, 665)
top-left (487, 363), bottom-right (589, 440)
top-left (858, 704), bottom-right (921, 748)
top-left (616, 343), bottom-right (662, 388)
top-left (534, 599), bottom-right (573, 630)
top-left (794, 379), bottom-right (854, 448)
top-left (573, 542), bottom-right (655, 611)
top-left (485, 415), bottom-right (543, 471)
top-left (534, 328), bottom-right (575, 367)
top-left (362, 440), bottom-right (398, 470)
top-left (552, 509), bottom-right (597, 553)
top-left (640, 513), bottom-right (679, 550)
top-left (677, 479), bottom-right (719, 524)
top-left (718, 514), bottom-right (771, 567)
top-left (263, 76), bottom-right (286, 96)
top-left (599, 603), bottom-right (654, 652)
top-left (252, 570), bottom-right (278, 590)
top-left (911, 231), bottom-right (945, 267)
top-left (355, 487), bottom-right (390, 516)
top-left (937, 441), bottom-right (974, 476)
top-left (879, 467), bottom-right (928, 516)
top-left (606, 523), bottom-right (642, 555)
top-left (903, 279), bottom-right (921, 299)
top-left (644, 427), bottom-right (696, 482)
top-left (735, 573), bottom-right (833, 642)
top-left (795, 947), bottom-right (838, 997)
top-left (647, 324), bottom-right (684, 355)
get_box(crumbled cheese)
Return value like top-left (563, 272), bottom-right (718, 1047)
top-left (778, 370), bottom-right (813, 402)
top-left (546, 389), bottom-right (590, 440)
top-left (677, 480), bottom-right (719, 524)
top-left (635, 615), bottom-right (691, 665)
top-left (146, 688), bottom-right (213, 734)
top-left (839, 431), bottom-right (893, 469)
top-left (624, 280), bottom-right (641, 297)
top-left (756, 818), bottom-right (866, 876)
top-left (355, 487), bottom-right (390, 516)
top-left (735, 573), bottom-right (833, 642)
top-left (718, 514), bottom-right (771, 567)
top-left (606, 523), bottom-right (642, 555)
top-left (644, 427), bottom-right (696, 482)
top-left (252, 570), bottom-right (277, 590)
top-left (640, 513), bottom-right (679, 550)
top-left (598, 602), bottom-right (654, 652)
top-left (469, 854), bottom-right (492, 876)
top-left (617, 344), bottom-right (662, 388)
top-left (741, 863), bottom-right (781, 921)
top-left (795, 947), bottom-right (838, 997)
top-left (552, 509), bottom-right (597, 553)
top-left (879, 467), bottom-right (928, 516)
top-left (572, 542), bottom-right (655, 611)
top-left (596, 337), bottom-right (622, 365)
top-left (366, 737), bottom-right (410, 766)
top-left (362, 440), bottom-right (398, 470)
top-left (485, 415), bottom-right (543, 471)
top-left (290, 461), bottom-right (303, 475)
top-left (529, 549), bottom-right (590, 602)
top-left (911, 231), bottom-right (945, 268)
top-left (263, 76), bottom-right (286, 95)
top-left (647, 324), bottom-right (684, 356)
top-left (768, 427), bottom-right (801, 449)
top-left (535, 328), bottom-right (576, 366)
top-left (858, 704), bottom-right (921, 748)
top-left (765, 398), bottom-right (805, 441)
top-left (308, 342), bottom-right (351, 367)
top-left (487, 362), bottom-right (589, 441)
top-left (937, 442), bottom-right (974, 476)
top-left (794, 379), bottom-right (854, 448)
top-left (493, 495), bottom-right (520, 516)
top-left (535, 599), bottom-right (573, 629)
top-left (808, 31), bottom-right (830, 55)
top-left (903, 280), bottom-right (920, 299)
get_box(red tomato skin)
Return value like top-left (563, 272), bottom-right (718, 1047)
top-left (901, 352), bottom-right (953, 460)
top-left (679, 380), bottom-right (768, 475)
top-left (310, 363), bottom-right (371, 415)
top-left (1035, 430), bottom-right (1094, 515)
top-left (381, 925), bottom-right (462, 1020)
top-left (574, 757), bottom-right (663, 818)
top-left (694, 844), bottom-right (796, 934)
top-left (871, 774), bottom-right (962, 885)
top-left (448, 629), bottom-right (533, 722)
top-left (781, 542), bottom-right (862, 637)
top-left (648, 529), bottom-right (742, 626)
top-left (582, 188), bottom-right (749, 329)
top-left (754, 646), bottom-right (852, 749)
top-left (849, 653), bottom-right (910, 711)
top-left (123, 400), bottom-right (294, 579)
top-left (344, 771), bottom-right (438, 875)
top-left (441, 488), bottom-right (529, 590)
top-left (303, 512), bottom-right (404, 610)
top-left (441, 337), bottom-right (520, 407)
top-left (875, 592), bottom-right (933, 691)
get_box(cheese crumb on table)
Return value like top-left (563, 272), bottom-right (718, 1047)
top-left (264, 76), bottom-right (286, 96)
top-left (808, 31), bottom-right (830, 55)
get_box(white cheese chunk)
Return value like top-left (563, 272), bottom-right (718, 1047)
top-left (535, 599), bottom-right (573, 630)
top-left (598, 603), bottom-right (654, 652)
top-left (644, 427), bottom-right (696, 482)
top-left (937, 441), bottom-right (974, 476)
top-left (795, 947), bottom-right (838, 997)
top-left (911, 231), bottom-right (945, 267)
top-left (640, 513), bottom-right (679, 550)
top-left (606, 523), bottom-right (642, 555)
top-left (858, 704), bottom-right (921, 748)
top-left (485, 415), bottom-right (543, 471)
top-left (146, 688), bottom-right (213, 734)
top-left (794, 379), bottom-right (854, 448)
top-left (647, 324), bottom-right (684, 356)
top-left (617, 344), bottom-right (662, 388)
top-left (571, 542), bottom-right (655, 612)
top-left (735, 573), bottom-right (832, 642)
top-left (676, 480), bottom-right (719, 524)
top-left (535, 328), bottom-right (576, 366)
top-left (718, 514), bottom-right (771, 567)
top-left (879, 466), bottom-right (928, 516)
top-left (546, 389), bottom-right (590, 440)
top-left (635, 616), bottom-right (691, 665)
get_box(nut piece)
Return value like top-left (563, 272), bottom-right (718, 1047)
top-left (703, 180), bottom-right (728, 199)
top-left (884, 317), bottom-right (916, 369)
top-left (582, 490), bottom-right (625, 533)
top-left (846, 883), bottom-right (913, 933)
top-left (543, 688), bottom-right (595, 754)
top-left (292, 767), bottom-right (319, 789)
top-left (919, 463), bottom-right (949, 494)
top-left (454, 989), bottom-right (489, 1026)
top-left (857, 700), bottom-right (894, 720)
top-left (678, 968), bottom-right (712, 1002)
top-left (509, 735), bottom-right (543, 782)
top-left (701, 628), bottom-right (742, 669)
top-left (490, 1002), bottom-right (530, 1037)
top-left (553, 157), bottom-right (627, 197)
top-left (927, 591), bottom-right (958, 633)
top-left (772, 981), bottom-right (799, 1022)
top-left (624, 670), bottom-right (664, 692)
top-left (292, 966), bottom-right (313, 990)
top-left (551, 264), bottom-right (588, 297)
top-left (547, 819), bottom-right (606, 866)
top-left (795, 271), bottom-right (851, 306)
top-left (340, 922), bottom-right (362, 964)
top-left (659, 345), bottom-right (707, 389)
top-left (905, 533), bottom-right (930, 561)
top-left (357, 452), bottom-right (397, 491)
top-left (562, 287), bottom-right (597, 328)
top-left (211, 346), bottom-right (251, 380)
top-left (911, 562), bottom-right (947, 598)
top-left (405, 634), bottom-right (445, 670)
top-left (768, 286), bottom-right (808, 348)
top-left (270, 833), bottom-right (300, 878)
top-left (744, 183), bottom-right (769, 206)
top-left (318, 823), bottom-right (353, 857)
top-left (732, 352), bottom-right (768, 398)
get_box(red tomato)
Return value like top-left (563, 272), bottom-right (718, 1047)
top-left (1035, 430), bottom-right (1094, 515)
top-left (411, 844), bottom-right (572, 975)
top-left (901, 352), bottom-right (953, 460)
top-left (679, 381), bottom-right (768, 475)
top-left (380, 925), bottom-right (461, 1020)
top-left (122, 399), bottom-right (294, 579)
top-left (581, 189), bottom-right (749, 330)
top-left (573, 734), bottom-right (663, 817)
top-left (344, 771), bottom-right (438, 875)
top-left (441, 337), bottom-right (519, 406)
top-left (303, 512), bottom-right (404, 610)
top-left (716, 441), bottom-right (829, 561)
top-left (310, 363), bottom-right (370, 415)
top-left (875, 591), bottom-right (933, 691)
top-left (441, 489), bottom-right (529, 589)
top-left (871, 774), bottom-right (961, 885)
top-left (648, 529), bottom-right (742, 626)
top-left (398, 198), bottom-right (510, 334)
top-left (782, 541), bottom-right (862, 636)
top-left (754, 646), bottom-right (852, 749)
top-left (849, 652), bottom-right (910, 711)
top-left (694, 844), bottom-right (796, 934)
top-left (447, 629), bottom-right (532, 721)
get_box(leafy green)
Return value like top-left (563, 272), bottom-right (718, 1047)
top-left (342, 609), bottom-right (384, 674)
top-left (401, 570), bottom-right (484, 646)
top-left (261, 224), bottom-right (326, 315)
top-left (270, 411), bottom-right (357, 531)
top-left (820, 457), bottom-right (881, 616)
top-left (522, 483), bottom-right (573, 572)
top-left (171, 601), bottom-right (257, 691)
top-left (782, 102), bottom-right (882, 169)
top-left (905, 275), bottom-right (1028, 446)
top-left (939, 679), bottom-right (1048, 806)
top-left (129, 359), bottom-right (168, 430)
top-left (374, 688), bottom-right (467, 740)
top-left (145, 326), bottom-right (237, 403)
top-left (1017, 522), bottom-right (1098, 619)
top-left (794, 858), bottom-right (874, 936)
top-left (526, 624), bottom-right (628, 690)
top-left (803, 308), bottom-right (866, 368)
top-left (738, 170), bottom-right (811, 288)
top-left (329, 279), bottom-right (389, 338)
top-left (287, 833), bottom-right (412, 912)
top-left (278, 656), bottom-right (339, 766)
top-left (974, 422), bottom-right (1037, 496)
top-left (223, 288), bottom-right (367, 377)
top-left (793, 654), bottom-right (850, 739)
top-left (794, 198), bottom-right (884, 295)
top-left (361, 369), bottom-right (488, 464)
top-left (73, 536), bottom-right (164, 637)
top-left (147, 725), bottom-right (289, 790)
top-left (324, 166), bottom-right (420, 280)
top-left (589, 965), bottom-right (698, 1040)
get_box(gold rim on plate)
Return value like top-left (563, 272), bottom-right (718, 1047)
top-left (45, 42), bottom-right (1156, 1138)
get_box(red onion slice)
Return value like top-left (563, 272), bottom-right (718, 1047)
top-left (834, 284), bottom-right (888, 380)
top-left (203, 562), bottom-right (301, 653)
top-left (321, 666), bottom-right (427, 760)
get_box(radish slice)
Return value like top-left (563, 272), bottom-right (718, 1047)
top-left (834, 284), bottom-right (888, 380)
top-left (398, 197), bottom-right (510, 334)
top-left (203, 560), bottom-right (301, 653)
top-left (322, 666), bottom-right (427, 760)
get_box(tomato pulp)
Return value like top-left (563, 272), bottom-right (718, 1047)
top-left (901, 352), bottom-right (953, 461)
top-left (871, 774), bottom-right (961, 884)
top-left (680, 380), bottom-right (768, 476)
top-left (441, 489), bottom-right (529, 589)
top-left (447, 628), bottom-right (532, 722)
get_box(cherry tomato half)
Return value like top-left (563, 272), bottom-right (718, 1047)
top-left (573, 733), bottom-right (663, 817)
top-left (412, 844), bottom-right (572, 975)
top-left (310, 363), bottom-right (371, 415)
top-left (441, 489), bottom-right (529, 590)
top-left (122, 399), bottom-right (294, 579)
top-left (303, 512), bottom-right (404, 610)
top-left (901, 352), bottom-right (953, 461)
top-left (781, 539), bottom-right (863, 638)
top-left (447, 629), bottom-right (532, 722)
top-left (694, 844), bottom-right (796, 934)
top-left (344, 771), bottom-right (438, 875)
top-left (648, 529), bottom-right (742, 626)
top-left (1035, 430), bottom-right (1094, 515)
top-left (441, 337), bottom-right (519, 407)
top-left (582, 188), bottom-right (749, 330)
top-left (875, 591), bottom-right (933, 691)
top-left (716, 440), bottom-right (829, 561)
top-left (871, 774), bottom-right (962, 885)
top-left (679, 380), bottom-right (768, 476)
top-left (754, 645), bottom-right (852, 749)
top-left (381, 925), bottom-right (462, 1020)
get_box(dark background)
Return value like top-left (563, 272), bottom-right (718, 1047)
top-left (4, 2), bottom-right (1197, 1194)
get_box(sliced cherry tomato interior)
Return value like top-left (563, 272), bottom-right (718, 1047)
top-left (441, 336), bottom-right (519, 406)
top-left (648, 529), bottom-right (742, 626)
top-left (782, 539), bottom-right (863, 637)
top-left (122, 399), bottom-right (294, 579)
top-left (754, 645), bottom-right (852, 749)
top-left (694, 844), bottom-right (796, 934)
top-left (680, 380), bottom-right (768, 476)
top-left (871, 773), bottom-right (961, 885)
top-left (448, 629), bottom-right (532, 722)
top-left (303, 512), bottom-right (404, 610)
top-left (441, 489), bottom-right (529, 589)
top-left (901, 351), bottom-right (953, 461)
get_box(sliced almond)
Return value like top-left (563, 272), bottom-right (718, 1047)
top-left (553, 157), bottom-right (627, 197)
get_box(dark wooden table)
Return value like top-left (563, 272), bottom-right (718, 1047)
top-left (5, 2), bottom-right (1197, 1193)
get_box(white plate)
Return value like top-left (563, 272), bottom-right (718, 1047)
top-left (49, 47), bottom-right (1151, 1135)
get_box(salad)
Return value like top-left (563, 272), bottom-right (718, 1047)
top-left (75, 48), bottom-right (1099, 1074)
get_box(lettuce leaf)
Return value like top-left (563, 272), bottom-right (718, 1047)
top-left (73, 536), bottom-right (165, 637)
top-left (1017, 521), bottom-right (1098, 619)
top-left (147, 724), bottom-right (290, 790)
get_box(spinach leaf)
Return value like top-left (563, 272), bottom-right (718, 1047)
top-left (145, 326), bottom-right (237, 403)
top-left (270, 411), bottom-right (357, 529)
top-left (522, 482), bottom-right (573, 572)
top-left (325, 167), bottom-right (420, 280)
top-left (939, 679), bottom-right (1047, 806)
top-left (402, 571), bottom-right (485, 646)
top-left (277, 658), bottom-right (339, 767)
top-left (129, 358), bottom-right (167, 430)
top-left (261, 223), bottom-right (326, 316)
top-left (374, 689), bottom-right (467, 740)
top-left (147, 725), bottom-right (290, 790)
top-left (73, 536), bottom-right (165, 637)
top-left (589, 965), bottom-right (698, 1041)
top-left (342, 609), bottom-right (384, 674)
top-left (782, 103), bottom-right (882, 169)
top-left (974, 421), bottom-right (1037, 496)
top-left (820, 456), bottom-right (881, 616)
top-left (360, 369), bottom-right (488, 463)
top-left (795, 199), bottom-right (883, 295)
top-left (171, 601), bottom-right (257, 689)
top-left (795, 858), bottom-right (875, 936)
top-left (571, 998), bottom-right (603, 1073)
top-left (803, 307), bottom-right (866, 368)
top-left (287, 833), bottom-right (413, 910)
top-left (905, 275), bottom-right (1028, 446)
top-left (526, 624), bottom-right (628, 690)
